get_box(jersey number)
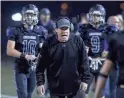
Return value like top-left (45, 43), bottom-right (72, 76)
top-left (91, 36), bottom-right (100, 53)
top-left (23, 40), bottom-right (37, 55)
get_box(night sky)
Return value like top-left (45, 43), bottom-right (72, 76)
top-left (1, 1), bottom-right (123, 56)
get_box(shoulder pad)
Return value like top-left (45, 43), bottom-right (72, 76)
top-left (6, 27), bottom-right (17, 37)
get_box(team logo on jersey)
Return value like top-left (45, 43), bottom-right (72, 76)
top-left (89, 32), bottom-right (102, 36)
top-left (23, 36), bottom-right (36, 39)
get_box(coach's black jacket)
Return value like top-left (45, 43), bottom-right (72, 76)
top-left (36, 34), bottom-right (90, 96)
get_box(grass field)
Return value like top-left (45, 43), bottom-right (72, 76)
top-left (1, 56), bottom-right (93, 98)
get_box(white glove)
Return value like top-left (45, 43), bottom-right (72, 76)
top-left (25, 54), bottom-right (36, 61)
top-left (37, 85), bottom-right (45, 96)
top-left (79, 82), bottom-right (88, 92)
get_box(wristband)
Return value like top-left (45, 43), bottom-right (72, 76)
top-left (20, 53), bottom-right (26, 59)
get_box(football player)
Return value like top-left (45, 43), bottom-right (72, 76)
top-left (94, 10), bottom-right (124, 98)
top-left (6, 4), bottom-right (48, 98)
top-left (78, 4), bottom-right (117, 98)
top-left (38, 8), bottom-right (55, 37)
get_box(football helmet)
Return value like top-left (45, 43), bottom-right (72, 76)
top-left (21, 4), bottom-right (39, 26)
top-left (88, 4), bottom-right (106, 26)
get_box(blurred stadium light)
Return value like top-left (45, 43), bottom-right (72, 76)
top-left (12, 13), bottom-right (22, 21)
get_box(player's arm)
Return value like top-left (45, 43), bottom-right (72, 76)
top-left (6, 27), bottom-right (36, 60)
top-left (7, 40), bottom-right (22, 58)
top-left (94, 36), bottom-right (117, 98)
top-left (6, 27), bottom-right (22, 58)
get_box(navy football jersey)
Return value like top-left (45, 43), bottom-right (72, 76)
top-left (6, 25), bottom-right (48, 73)
top-left (78, 23), bottom-right (117, 58)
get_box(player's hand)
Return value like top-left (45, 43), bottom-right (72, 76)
top-left (37, 85), bottom-right (45, 96)
top-left (102, 50), bottom-right (108, 58)
top-left (79, 82), bottom-right (88, 92)
top-left (25, 54), bottom-right (36, 61)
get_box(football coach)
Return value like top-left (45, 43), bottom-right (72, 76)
top-left (36, 17), bottom-right (91, 98)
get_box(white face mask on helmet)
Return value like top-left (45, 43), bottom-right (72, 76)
top-left (89, 11), bottom-right (105, 25)
top-left (88, 4), bottom-right (106, 27)
top-left (21, 4), bottom-right (39, 26)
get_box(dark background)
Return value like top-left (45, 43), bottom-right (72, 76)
top-left (1, 1), bottom-right (123, 58)
top-left (1, 1), bottom-right (123, 97)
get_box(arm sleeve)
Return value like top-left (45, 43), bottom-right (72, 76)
top-left (78, 37), bottom-right (91, 83)
top-left (6, 27), bottom-right (17, 41)
top-left (36, 40), bottom-right (50, 86)
top-left (107, 36), bottom-right (117, 63)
